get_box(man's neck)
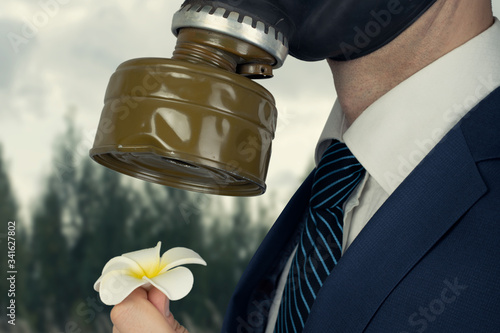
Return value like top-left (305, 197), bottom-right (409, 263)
top-left (328, 0), bottom-right (493, 126)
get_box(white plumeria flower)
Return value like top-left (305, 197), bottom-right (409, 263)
top-left (94, 242), bottom-right (206, 306)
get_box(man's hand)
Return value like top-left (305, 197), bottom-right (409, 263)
top-left (111, 287), bottom-right (189, 333)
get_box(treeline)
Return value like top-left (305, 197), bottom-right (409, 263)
top-left (0, 114), bottom-right (278, 333)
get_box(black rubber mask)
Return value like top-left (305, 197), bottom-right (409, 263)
top-left (189, 0), bottom-right (438, 61)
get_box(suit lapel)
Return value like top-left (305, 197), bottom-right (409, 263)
top-left (304, 125), bottom-right (487, 332)
top-left (222, 172), bottom-right (314, 332)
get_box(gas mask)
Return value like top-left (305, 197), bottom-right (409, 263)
top-left (90, 0), bottom-right (436, 196)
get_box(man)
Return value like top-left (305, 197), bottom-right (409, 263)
top-left (110, 0), bottom-right (500, 332)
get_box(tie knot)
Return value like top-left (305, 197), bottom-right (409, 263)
top-left (310, 140), bottom-right (365, 209)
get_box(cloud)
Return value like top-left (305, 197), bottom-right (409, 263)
top-left (0, 19), bottom-right (29, 89)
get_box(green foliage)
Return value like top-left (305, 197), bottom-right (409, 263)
top-left (0, 145), bottom-right (17, 225)
top-left (0, 145), bottom-right (19, 332)
top-left (30, 175), bottom-right (71, 331)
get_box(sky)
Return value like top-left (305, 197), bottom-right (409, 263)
top-left (1, 0), bottom-right (499, 223)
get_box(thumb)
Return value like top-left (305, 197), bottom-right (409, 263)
top-left (148, 287), bottom-right (189, 333)
top-left (148, 287), bottom-right (170, 318)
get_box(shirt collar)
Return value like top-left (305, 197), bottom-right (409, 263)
top-left (316, 18), bottom-right (500, 195)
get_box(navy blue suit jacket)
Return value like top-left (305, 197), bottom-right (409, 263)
top-left (222, 87), bottom-right (500, 333)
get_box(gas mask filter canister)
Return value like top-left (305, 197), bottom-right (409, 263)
top-left (90, 4), bottom-right (288, 196)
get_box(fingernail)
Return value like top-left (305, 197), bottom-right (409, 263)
top-left (164, 298), bottom-right (171, 317)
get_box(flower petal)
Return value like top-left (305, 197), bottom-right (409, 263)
top-left (94, 256), bottom-right (144, 291)
top-left (159, 247), bottom-right (207, 274)
top-left (147, 266), bottom-right (194, 301)
top-left (98, 270), bottom-right (147, 306)
top-left (123, 241), bottom-right (162, 277)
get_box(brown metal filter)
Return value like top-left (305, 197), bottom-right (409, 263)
top-left (89, 55), bottom-right (277, 196)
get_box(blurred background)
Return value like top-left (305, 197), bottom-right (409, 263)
top-left (1, 1), bottom-right (499, 332)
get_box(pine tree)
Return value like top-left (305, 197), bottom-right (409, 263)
top-left (0, 145), bottom-right (18, 331)
top-left (0, 145), bottom-right (17, 227)
top-left (30, 175), bottom-right (71, 331)
top-left (69, 160), bottom-right (136, 331)
top-left (27, 109), bottom-right (82, 331)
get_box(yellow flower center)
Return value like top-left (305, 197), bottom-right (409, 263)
top-left (130, 260), bottom-right (168, 279)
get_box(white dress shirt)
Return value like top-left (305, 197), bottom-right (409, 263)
top-left (265, 18), bottom-right (500, 332)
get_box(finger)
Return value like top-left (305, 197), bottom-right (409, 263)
top-left (111, 288), bottom-right (175, 333)
top-left (148, 286), bottom-right (169, 317)
top-left (112, 326), bottom-right (120, 333)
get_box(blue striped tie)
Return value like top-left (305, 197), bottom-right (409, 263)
top-left (275, 140), bottom-right (365, 332)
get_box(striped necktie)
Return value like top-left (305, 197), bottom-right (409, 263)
top-left (275, 140), bottom-right (365, 332)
